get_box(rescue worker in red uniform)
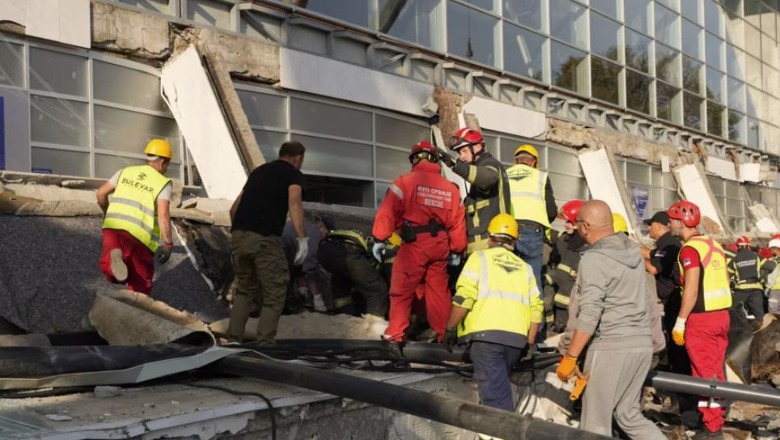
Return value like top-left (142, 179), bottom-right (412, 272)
top-left (372, 140), bottom-right (468, 343)
top-left (668, 201), bottom-right (732, 440)
top-left (437, 128), bottom-right (511, 254)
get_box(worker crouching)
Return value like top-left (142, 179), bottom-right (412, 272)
top-left (444, 213), bottom-right (543, 413)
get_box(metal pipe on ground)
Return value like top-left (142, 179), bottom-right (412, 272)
top-left (649, 371), bottom-right (780, 408)
top-left (209, 353), bottom-right (611, 440)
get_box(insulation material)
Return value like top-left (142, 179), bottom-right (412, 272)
top-left (748, 203), bottom-right (780, 234)
top-left (0, 0), bottom-right (90, 48)
top-left (707, 156), bottom-right (738, 181)
top-left (673, 164), bottom-right (729, 235)
top-left (161, 45), bottom-right (247, 200)
top-left (462, 97), bottom-right (546, 139)
top-left (578, 148), bottom-right (635, 234)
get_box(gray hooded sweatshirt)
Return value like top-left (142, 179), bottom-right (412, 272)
top-left (575, 233), bottom-right (653, 350)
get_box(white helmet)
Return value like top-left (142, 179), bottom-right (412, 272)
top-left (769, 239), bottom-right (780, 249)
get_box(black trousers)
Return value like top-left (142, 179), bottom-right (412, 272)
top-left (732, 288), bottom-right (765, 322)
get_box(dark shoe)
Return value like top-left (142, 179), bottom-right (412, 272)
top-left (109, 249), bottom-right (127, 283)
top-left (691, 429), bottom-right (724, 439)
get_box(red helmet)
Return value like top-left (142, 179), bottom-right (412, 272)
top-left (667, 201), bottom-right (701, 228)
top-left (772, 234), bottom-right (780, 241)
top-left (449, 127), bottom-right (484, 151)
top-left (409, 140), bottom-right (438, 164)
top-left (559, 199), bottom-right (584, 224)
top-left (759, 247), bottom-right (773, 259)
top-left (725, 243), bottom-right (738, 253)
top-left (736, 236), bottom-right (750, 246)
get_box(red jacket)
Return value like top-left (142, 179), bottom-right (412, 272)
top-left (373, 161), bottom-right (467, 253)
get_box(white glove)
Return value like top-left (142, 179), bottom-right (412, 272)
top-left (293, 237), bottom-right (309, 266)
top-left (672, 316), bottom-right (686, 346)
top-left (372, 242), bottom-right (386, 262)
top-left (448, 253), bottom-right (462, 267)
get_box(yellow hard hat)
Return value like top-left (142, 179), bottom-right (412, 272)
top-left (612, 213), bottom-right (628, 233)
top-left (144, 139), bottom-right (173, 159)
top-left (388, 232), bottom-right (402, 247)
top-left (513, 144), bottom-right (539, 162)
top-left (487, 213), bottom-right (519, 240)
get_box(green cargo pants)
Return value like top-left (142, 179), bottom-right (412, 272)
top-left (228, 230), bottom-right (289, 344)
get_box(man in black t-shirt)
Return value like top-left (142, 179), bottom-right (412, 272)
top-left (227, 141), bottom-right (307, 344)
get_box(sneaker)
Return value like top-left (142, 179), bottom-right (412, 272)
top-left (691, 429), bottom-right (724, 439)
top-left (312, 294), bottom-right (327, 312)
top-left (109, 248), bottom-right (127, 283)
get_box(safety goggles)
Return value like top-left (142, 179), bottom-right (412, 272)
top-left (449, 136), bottom-right (474, 150)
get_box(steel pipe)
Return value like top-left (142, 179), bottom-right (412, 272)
top-left (209, 353), bottom-right (612, 440)
top-left (649, 371), bottom-right (780, 408)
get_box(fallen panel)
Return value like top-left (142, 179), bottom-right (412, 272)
top-left (0, 0), bottom-right (90, 48)
top-left (161, 45), bottom-right (247, 201)
top-left (578, 148), bottom-right (635, 234)
top-left (673, 164), bottom-right (729, 236)
top-left (462, 97), bottom-right (546, 139)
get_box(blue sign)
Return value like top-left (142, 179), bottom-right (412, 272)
top-left (631, 186), bottom-right (650, 220)
top-left (0, 96), bottom-right (4, 170)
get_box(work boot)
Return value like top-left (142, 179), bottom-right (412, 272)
top-left (109, 248), bottom-right (128, 283)
top-left (691, 429), bottom-right (724, 440)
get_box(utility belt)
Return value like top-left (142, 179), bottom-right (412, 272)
top-left (734, 279), bottom-right (762, 290)
top-left (554, 263), bottom-right (578, 279)
top-left (400, 219), bottom-right (446, 243)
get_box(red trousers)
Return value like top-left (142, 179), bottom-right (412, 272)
top-left (99, 228), bottom-right (154, 294)
top-left (686, 310), bottom-right (730, 433)
top-left (384, 234), bottom-right (450, 342)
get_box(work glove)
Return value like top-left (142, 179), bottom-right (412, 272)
top-left (156, 243), bottom-right (173, 265)
top-left (448, 253), bottom-right (462, 267)
top-left (372, 242), bottom-right (386, 262)
top-left (293, 237), bottom-right (309, 266)
top-left (672, 316), bottom-right (687, 346)
top-left (442, 328), bottom-right (458, 353)
top-left (437, 148), bottom-right (459, 168)
top-left (521, 344), bottom-right (535, 362)
top-left (556, 355), bottom-right (578, 382)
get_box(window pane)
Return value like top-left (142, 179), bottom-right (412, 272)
top-left (725, 9), bottom-right (744, 47)
top-left (291, 134), bottom-right (373, 177)
top-left (447, 3), bottom-right (499, 67)
top-left (380, 0), bottom-right (442, 50)
top-left (591, 57), bottom-right (621, 104)
top-left (306, 175), bottom-right (374, 207)
top-left (462, 0), bottom-right (497, 12)
top-left (626, 29), bottom-right (651, 73)
top-left (252, 129), bottom-right (288, 163)
top-left (549, 173), bottom-right (589, 201)
top-left (547, 147), bottom-right (582, 175)
top-left (656, 81), bottom-right (681, 123)
top-left (591, 0), bottom-right (618, 19)
top-left (626, 69), bottom-right (652, 114)
top-left (728, 77), bottom-right (746, 111)
top-left (762, 2), bottom-right (776, 39)
top-left (376, 115), bottom-right (429, 147)
top-left (657, 0), bottom-right (679, 12)
top-left (29, 48), bottom-right (87, 97)
top-left (706, 67), bottom-right (724, 103)
top-left (0, 42), bottom-right (24, 87)
top-left (94, 61), bottom-right (166, 112)
top-left (549, 0), bottom-right (587, 49)
top-left (683, 91), bottom-right (704, 130)
top-left (94, 105), bottom-right (179, 159)
top-left (308, 0), bottom-right (371, 27)
top-left (656, 43), bottom-right (681, 86)
top-left (705, 32), bottom-right (723, 70)
top-left (30, 96), bottom-right (88, 147)
top-left (723, 0), bottom-right (742, 14)
top-left (727, 46), bottom-right (745, 80)
top-left (376, 147), bottom-right (409, 180)
top-left (683, 55), bottom-right (703, 94)
top-left (746, 54), bottom-right (762, 89)
top-left (503, 0), bottom-right (542, 30)
top-left (707, 100), bottom-right (725, 136)
top-left (113, 0), bottom-right (172, 14)
top-left (551, 41), bottom-right (588, 94)
top-left (503, 23), bottom-right (546, 81)
top-left (626, 162), bottom-right (650, 184)
top-left (704, 0), bottom-right (723, 35)
top-left (290, 98), bottom-right (372, 140)
top-left (747, 117), bottom-right (760, 148)
top-left (682, 19), bottom-right (702, 57)
top-left (681, 0), bottom-right (700, 22)
top-left (625, 0), bottom-right (651, 33)
top-left (745, 24), bottom-right (761, 58)
top-left (240, 10), bottom-right (283, 44)
top-left (591, 12), bottom-right (620, 61)
top-left (95, 154), bottom-right (140, 179)
top-left (31, 147), bottom-right (89, 177)
top-left (187, 0), bottom-right (232, 28)
top-left (655, 4), bottom-right (681, 49)
top-left (238, 90), bottom-right (287, 128)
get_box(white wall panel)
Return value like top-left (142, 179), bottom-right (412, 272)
top-left (0, 0), bottom-right (90, 48)
top-left (579, 148), bottom-right (635, 234)
top-left (674, 163), bottom-right (728, 234)
top-left (463, 97), bottom-right (546, 139)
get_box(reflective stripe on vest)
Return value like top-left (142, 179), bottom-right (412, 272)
top-left (328, 230), bottom-right (369, 252)
top-left (506, 165), bottom-right (550, 228)
top-left (102, 164), bottom-right (170, 252)
top-left (678, 235), bottom-right (732, 312)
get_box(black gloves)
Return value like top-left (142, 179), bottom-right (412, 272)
top-left (442, 328), bottom-right (458, 352)
top-left (157, 243), bottom-right (173, 265)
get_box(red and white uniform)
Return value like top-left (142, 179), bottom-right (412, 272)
top-left (373, 161), bottom-right (467, 341)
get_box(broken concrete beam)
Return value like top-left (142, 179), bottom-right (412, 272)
top-left (191, 28), bottom-right (280, 84)
top-left (91, 1), bottom-right (172, 60)
top-left (433, 85), bottom-right (467, 142)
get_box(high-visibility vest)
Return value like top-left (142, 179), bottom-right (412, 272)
top-left (453, 246), bottom-right (543, 348)
top-left (506, 164), bottom-right (550, 228)
top-left (678, 235), bottom-right (732, 312)
top-left (464, 153), bottom-right (511, 254)
top-left (327, 229), bottom-right (369, 252)
top-left (102, 164), bottom-right (170, 252)
top-left (730, 248), bottom-right (763, 290)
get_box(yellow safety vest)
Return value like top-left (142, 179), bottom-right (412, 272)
top-left (678, 235), bottom-right (732, 312)
top-left (102, 164), bottom-right (170, 252)
top-left (328, 229), bottom-right (369, 252)
top-left (453, 246), bottom-right (544, 348)
top-left (506, 164), bottom-right (550, 228)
